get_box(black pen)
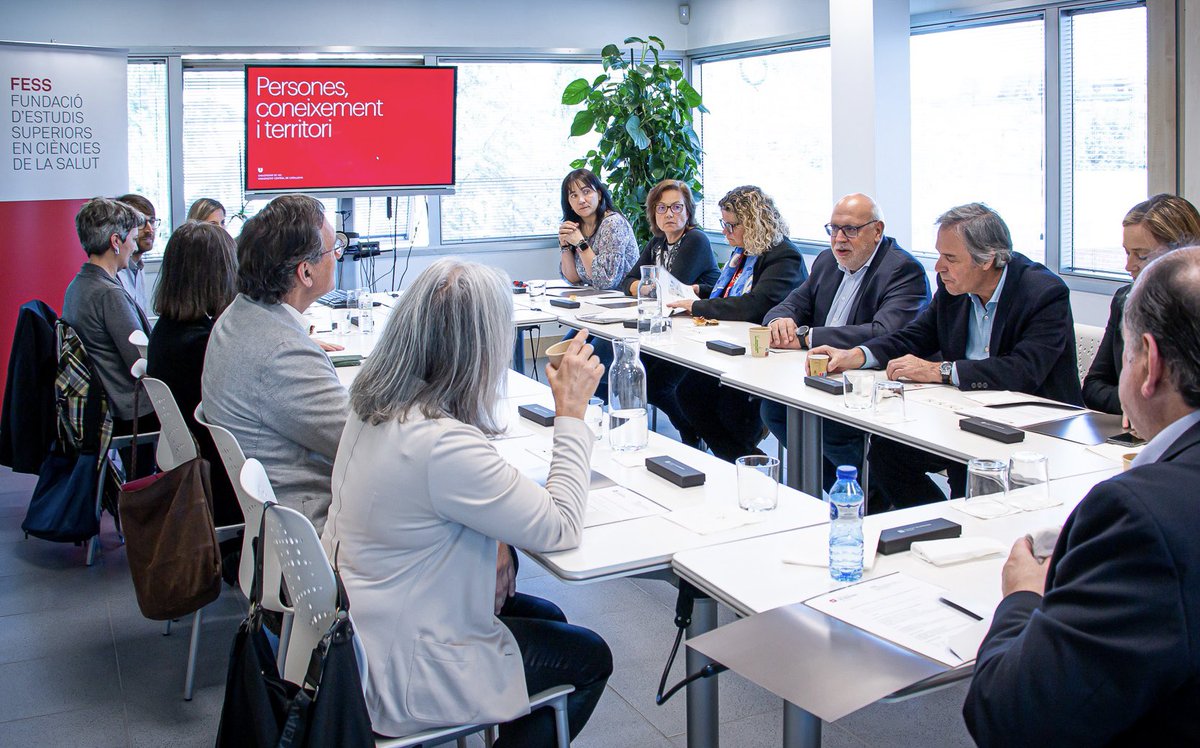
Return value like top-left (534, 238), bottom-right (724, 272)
top-left (938, 597), bottom-right (983, 621)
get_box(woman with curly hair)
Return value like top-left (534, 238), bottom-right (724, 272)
top-left (666, 184), bottom-right (806, 321)
top-left (667, 186), bottom-right (808, 461)
top-left (1083, 193), bottom-right (1200, 414)
top-left (557, 168), bottom-right (639, 290)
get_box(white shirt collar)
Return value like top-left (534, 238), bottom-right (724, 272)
top-left (281, 301), bottom-right (308, 331)
top-left (1131, 409), bottom-right (1200, 467)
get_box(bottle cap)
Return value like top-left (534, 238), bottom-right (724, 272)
top-left (835, 465), bottom-right (858, 481)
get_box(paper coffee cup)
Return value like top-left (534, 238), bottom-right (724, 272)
top-left (1122, 453), bottom-right (1138, 471)
top-left (807, 353), bottom-right (830, 377)
top-left (546, 339), bottom-right (572, 368)
top-left (748, 326), bottom-right (770, 357)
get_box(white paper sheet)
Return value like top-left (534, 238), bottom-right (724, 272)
top-left (584, 485), bottom-right (668, 528)
top-left (804, 573), bottom-right (978, 667)
top-left (958, 404), bottom-right (1080, 427)
top-left (658, 266), bottom-right (699, 306)
top-left (662, 504), bottom-right (768, 535)
top-left (781, 527), bottom-right (883, 571)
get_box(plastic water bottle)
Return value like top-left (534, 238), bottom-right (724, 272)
top-left (829, 465), bottom-right (865, 582)
top-left (357, 290), bottom-right (375, 334)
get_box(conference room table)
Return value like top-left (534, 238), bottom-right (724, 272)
top-left (672, 468), bottom-right (1118, 748)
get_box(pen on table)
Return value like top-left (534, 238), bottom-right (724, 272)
top-left (938, 597), bottom-right (983, 621)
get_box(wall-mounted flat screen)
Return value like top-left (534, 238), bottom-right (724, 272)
top-left (244, 65), bottom-right (456, 195)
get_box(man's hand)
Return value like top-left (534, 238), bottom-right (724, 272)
top-left (1001, 538), bottom-right (1051, 597)
top-left (886, 354), bottom-right (941, 383)
top-left (768, 318), bottom-right (803, 349)
top-left (495, 544), bottom-right (517, 615)
top-left (666, 299), bottom-right (695, 314)
top-left (315, 339), bottom-right (345, 352)
top-left (807, 345), bottom-right (865, 374)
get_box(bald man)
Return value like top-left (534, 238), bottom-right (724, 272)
top-left (760, 194), bottom-right (930, 488)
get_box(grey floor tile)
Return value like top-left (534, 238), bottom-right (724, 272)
top-left (517, 575), bottom-right (661, 621)
top-left (0, 604), bottom-right (114, 665)
top-left (0, 705), bottom-right (128, 747)
top-left (834, 680), bottom-right (975, 748)
top-left (0, 649), bottom-right (122, 723)
top-left (573, 686), bottom-right (675, 748)
top-left (126, 684), bottom-right (224, 748)
top-left (668, 713), bottom-right (868, 748)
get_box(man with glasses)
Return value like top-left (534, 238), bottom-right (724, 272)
top-left (760, 193), bottom-right (929, 488)
top-left (115, 193), bottom-right (157, 316)
top-left (202, 194), bottom-right (348, 531)
top-left (810, 203), bottom-right (1080, 510)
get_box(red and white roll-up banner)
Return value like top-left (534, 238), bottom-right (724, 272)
top-left (0, 42), bottom-right (128, 396)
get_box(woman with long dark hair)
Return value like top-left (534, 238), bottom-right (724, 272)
top-left (557, 168), bottom-right (638, 290)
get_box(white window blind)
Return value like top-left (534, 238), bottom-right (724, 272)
top-left (127, 61), bottom-right (170, 255)
top-left (697, 47), bottom-right (832, 243)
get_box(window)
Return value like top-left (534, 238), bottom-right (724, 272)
top-left (1060, 5), bottom-right (1147, 277)
top-left (696, 47), bottom-right (832, 243)
top-left (910, 19), bottom-right (1046, 261)
top-left (127, 60), bottom-right (170, 253)
top-left (439, 61), bottom-right (602, 243)
top-left (182, 68), bottom-right (339, 234)
top-left (350, 195), bottom-right (427, 249)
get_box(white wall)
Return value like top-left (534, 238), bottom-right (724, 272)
top-left (3, 0), bottom-right (687, 51)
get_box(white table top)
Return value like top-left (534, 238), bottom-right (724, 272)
top-left (672, 469), bottom-right (1116, 618)
top-left (495, 382), bottom-right (830, 581)
top-left (720, 355), bottom-right (1122, 480)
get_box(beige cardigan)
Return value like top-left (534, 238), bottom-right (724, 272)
top-left (322, 412), bottom-right (592, 738)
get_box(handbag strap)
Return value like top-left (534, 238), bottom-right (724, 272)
top-left (248, 501), bottom-right (273, 614)
top-left (129, 374), bottom-right (141, 479)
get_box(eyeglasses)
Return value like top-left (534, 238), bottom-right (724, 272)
top-left (141, 218), bottom-right (161, 229)
top-left (719, 218), bottom-right (741, 232)
top-left (656, 203), bottom-right (686, 215)
top-left (319, 232), bottom-right (349, 260)
top-left (824, 220), bottom-right (878, 239)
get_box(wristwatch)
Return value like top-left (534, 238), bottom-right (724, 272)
top-left (939, 361), bottom-right (954, 385)
top-left (795, 325), bottom-right (811, 348)
top-left (575, 239), bottom-right (591, 252)
top-left (560, 244), bottom-right (574, 253)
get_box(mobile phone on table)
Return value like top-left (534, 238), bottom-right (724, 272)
top-left (1106, 431), bottom-right (1146, 447)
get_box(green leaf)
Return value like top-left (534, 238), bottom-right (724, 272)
top-left (666, 65), bottom-right (683, 82)
top-left (570, 110), bottom-right (596, 137)
top-left (624, 36), bottom-right (646, 45)
top-left (569, 158), bottom-right (586, 169)
top-left (601, 44), bottom-right (621, 58)
top-left (649, 35), bottom-right (664, 48)
top-left (678, 78), bottom-right (703, 108)
top-left (698, 103), bottom-right (710, 115)
top-left (591, 73), bottom-right (609, 87)
top-left (561, 78), bottom-right (590, 105)
top-left (625, 115), bottom-right (651, 150)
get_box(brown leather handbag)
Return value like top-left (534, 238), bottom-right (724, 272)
top-left (118, 387), bottom-right (222, 620)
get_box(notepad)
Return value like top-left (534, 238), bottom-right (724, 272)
top-left (584, 486), bottom-right (668, 528)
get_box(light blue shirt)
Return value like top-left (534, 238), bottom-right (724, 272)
top-left (824, 242), bottom-right (882, 327)
top-left (857, 265), bottom-right (1009, 385)
top-left (1131, 410), bottom-right (1200, 468)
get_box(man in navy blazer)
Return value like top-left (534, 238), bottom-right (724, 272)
top-left (760, 193), bottom-right (930, 487)
top-left (812, 203), bottom-right (1080, 509)
top-left (963, 246), bottom-right (1200, 746)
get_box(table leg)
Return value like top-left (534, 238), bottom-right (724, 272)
top-left (686, 596), bottom-right (719, 748)
top-left (800, 410), bottom-right (823, 498)
top-left (513, 327), bottom-right (526, 375)
top-left (785, 407), bottom-right (802, 490)
top-left (782, 701), bottom-right (821, 748)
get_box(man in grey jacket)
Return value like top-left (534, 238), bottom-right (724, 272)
top-left (202, 194), bottom-right (348, 531)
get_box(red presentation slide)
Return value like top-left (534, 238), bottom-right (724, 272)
top-left (244, 65), bottom-right (456, 192)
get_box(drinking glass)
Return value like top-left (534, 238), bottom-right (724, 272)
top-left (966, 458), bottom-right (1010, 518)
top-left (528, 280), bottom-right (547, 310)
top-left (843, 371), bottom-right (875, 410)
top-left (1007, 452), bottom-right (1052, 510)
top-left (736, 455), bottom-right (780, 512)
top-left (873, 380), bottom-right (906, 424)
top-left (584, 397), bottom-right (606, 443)
top-left (637, 266), bottom-right (664, 340)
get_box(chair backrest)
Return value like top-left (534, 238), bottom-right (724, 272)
top-left (1074, 323), bottom-right (1105, 385)
top-left (264, 502), bottom-right (341, 686)
top-left (196, 400), bottom-right (260, 598)
top-left (238, 458), bottom-right (288, 614)
top-left (128, 329), bottom-right (149, 359)
top-left (130, 359), bottom-right (197, 471)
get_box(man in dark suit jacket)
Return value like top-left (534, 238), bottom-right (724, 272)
top-left (760, 193), bottom-right (930, 487)
top-left (963, 246), bottom-right (1200, 746)
top-left (812, 203), bottom-right (1080, 509)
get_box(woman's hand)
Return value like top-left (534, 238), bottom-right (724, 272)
top-left (666, 299), bottom-right (694, 314)
top-left (494, 544), bottom-right (516, 615)
top-left (314, 339), bottom-right (345, 352)
top-left (546, 329), bottom-right (603, 419)
top-left (558, 220), bottom-right (583, 248)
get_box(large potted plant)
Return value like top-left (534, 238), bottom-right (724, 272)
top-left (562, 35), bottom-right (706, 245)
